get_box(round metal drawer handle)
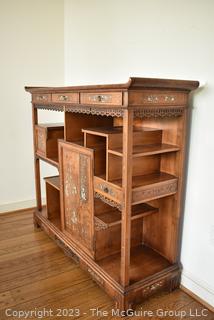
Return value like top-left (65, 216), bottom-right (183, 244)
top-left (103, 187), bottom-right (109, 193)
top-left (59, 95), bottom-right (68, 101)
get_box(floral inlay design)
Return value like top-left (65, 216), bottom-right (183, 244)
top-left (37, 130), bottom-right (46, 153)
top-left (79, 153), bottom-right (88, 202)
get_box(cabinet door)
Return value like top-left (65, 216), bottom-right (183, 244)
top-left (58, 140), bottom-right (94, 258)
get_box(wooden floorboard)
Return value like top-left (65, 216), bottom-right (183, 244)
top-left (0, 209), bottom-right (213, 319)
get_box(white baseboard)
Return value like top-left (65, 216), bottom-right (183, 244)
top-left (181, 270), bottom-right (214, 308)
top-left (0, 198), bottom-right (46, 214)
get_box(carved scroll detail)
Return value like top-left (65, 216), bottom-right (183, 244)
top-left (94, 192), bottom-right (122, 211)
top-left (134, 107), bottom-right (184, 118)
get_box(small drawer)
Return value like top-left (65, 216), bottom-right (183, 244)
top-left (94, 176), bottom-right (122, 204)
top-left (129, 91), bottom-right (187, 106)
top-left (33, 94), bottom-right (51, 103)
top-left (80, 92), bottom-right (122, 105)
top-left (132, 179), bottom-right (178, 204)
top-left (52, 93), bottom-right (79, 104)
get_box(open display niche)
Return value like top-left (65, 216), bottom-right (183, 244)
top-left (45, 176), bottom-right (61, 230)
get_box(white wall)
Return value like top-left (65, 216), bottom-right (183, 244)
top-left (64, 0), bottom-right (214, 306)
top-left (0, 0), bottom-right (64, 212)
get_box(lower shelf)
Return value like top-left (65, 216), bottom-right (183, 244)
top-left (34, 208), bottom-right (181, 310)
top-left (38, 207), bottom-right (171, 285)
top-left (49, 216), bottom-right (61, 230)
top-left (98, 244), bottom-right (171, 285)
top-left (37, 153), bottom-right (59, 168)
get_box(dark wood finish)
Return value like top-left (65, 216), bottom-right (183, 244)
top-left (26, 77), bottom-right (199, 312)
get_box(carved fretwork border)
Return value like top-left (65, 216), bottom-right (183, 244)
top-left (134, 107), bottom-right (184, 118)
top-left (94, 192), bottom-right (122, 211)
top-left (34, 104), bottom-right (184, 118)
top-left (65, 105), bottom-right (124, 117)
top-left (36, 105), bottom-right (64, 112)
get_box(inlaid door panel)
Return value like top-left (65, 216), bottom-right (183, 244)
top-left (58, 140), bottom-right (94, 258)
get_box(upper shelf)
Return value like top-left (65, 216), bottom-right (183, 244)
top-left (83, 126), bottom-right (179, 157)
top-left (25, 77), bottom-right (199, 93)
top-left (44, 176), bottom-right (60, 190)
top-left (108, 143), bottom-right (180, 157)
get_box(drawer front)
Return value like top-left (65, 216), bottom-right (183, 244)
top-left (94, 177), bottom-right (122, 204)
top-left (35, 126), bottom-right (47, 156)
top-left (132, 179), bottom-right (178, 204)
top-left (52, 93), bottom-right (79, 104)
top-left (33, 94), bottom-right (51, 103)
top-left (129, 91), bottom-right (187, 106)
top-left (80, 92), bottom-right (122, 105)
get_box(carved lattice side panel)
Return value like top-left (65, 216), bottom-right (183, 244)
top-left (59, 141), bottom-right (94, 257)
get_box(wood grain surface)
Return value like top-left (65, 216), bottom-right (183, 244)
top-left (0, 210), bottom-right (213, 319)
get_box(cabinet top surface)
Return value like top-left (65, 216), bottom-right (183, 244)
top-left (25, 77), bottom-right (199, 93)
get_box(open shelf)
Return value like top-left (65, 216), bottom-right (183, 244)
top-left (36, 206), bottom-right (61, 230)
top-left (108, 143), bottom-right (180, 157)
top-left (82, 126), bottom-right (162, 136)
top-left (83, 126), bottom-right (123, 136)
top-left (98, 244), bottom-right (171, 285)
top-left (44, 176), bottom-right (60, 190)
top-left (95, 203), bottom-right (158, 228)
top-left (45, 176), bottom-right (61, 230)
top-left (112, 172), bottom-right (177, 188)
top-left (36, 153), bottom-right (59, 168)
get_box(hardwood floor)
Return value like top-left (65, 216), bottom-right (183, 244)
top-left (0, 209), bottom-right (213, 319)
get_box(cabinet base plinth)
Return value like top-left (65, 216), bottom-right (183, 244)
top-left (34, 210), bottom-right (181, 312)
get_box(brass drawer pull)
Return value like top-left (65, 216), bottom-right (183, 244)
top-left (59, 95), bottom-right (69, 101)
top-left (90, 95), bottom-right (111, 103)
top-left (36, 95), bottom-right (47, 101)
top-left (165, 95), bottom-right (175, 102)
top-left (103, 187), bottom-right (109, 193)
top-left (99, 184), bottom-right (115, 196)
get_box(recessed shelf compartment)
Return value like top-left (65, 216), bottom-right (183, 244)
top-left (98, 244), bottom-right (171, 285)
top-left (83, 125), bottom-right (164, 180)
top-left (94, 199), bottom-right (146, 260)
top-left (44, 176), bottom-right (61, 230)
top-left (108, 143), bottom-right (180, 157)
top-left (95, 202), bottom-right (158, 228)
top-left (35, 123), bottom-right (64, 166)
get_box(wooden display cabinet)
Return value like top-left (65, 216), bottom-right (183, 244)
top-left (25, 77), bottom-right (199, 312)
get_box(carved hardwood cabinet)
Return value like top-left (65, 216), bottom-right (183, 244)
top-left (25, 77), bottom-right (199, 311)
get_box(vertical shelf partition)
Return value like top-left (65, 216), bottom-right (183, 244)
top-left (26, 77), bottom-right (199, 311)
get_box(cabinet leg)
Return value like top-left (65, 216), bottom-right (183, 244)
top-left (33, 214), bottom-right (41, 230)
top-left (114, 294), bottom-right (133, 316)
top-left (168, 272), bottom-right (181, 292)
